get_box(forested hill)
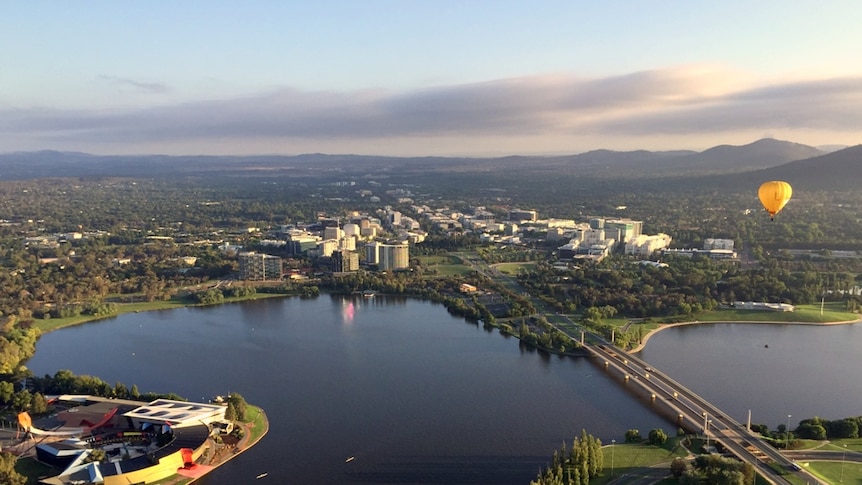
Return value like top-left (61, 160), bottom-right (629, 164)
top-left (0, 138), bottom-right (824, 181)
top-left (751, 144), bottom-right (862, 191)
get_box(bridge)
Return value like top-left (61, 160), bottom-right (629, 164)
top-left (587, 339), bottom-right (825, 485)
top-left (458, 251), bottom-right (830, 484)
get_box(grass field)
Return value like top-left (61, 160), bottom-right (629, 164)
top-left (243, 405), bottom-right (269, 444)
top-left (589, 439), bottom-right (689, 485)
top-left (494, 262), bottom-right (538, 275)
top-left (417, 255), bottom-right (474, 276)
top-left (804, 460), bottom-right (862, 484)
top-left (417, 255), bottom-right (463, 265)
top-left (695, 301), bottom-right (858, 324)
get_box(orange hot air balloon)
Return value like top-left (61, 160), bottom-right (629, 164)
top-left (758, 181), bottom-right (792, 220)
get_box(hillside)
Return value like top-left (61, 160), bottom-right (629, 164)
top-left (753, 144), bottom-right (862, 191)
top-left (654, 138), bottom-right (823, 174)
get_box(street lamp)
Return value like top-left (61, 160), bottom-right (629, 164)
top-left (786, 414), bottom-right (792, 449)
top-left (706, 420), bottom-right (713, 452)
top-left (611, 439), bottom-right (616, 478)
top-left (841, 444), bottom-right (847, 482)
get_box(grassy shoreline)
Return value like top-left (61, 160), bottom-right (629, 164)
top-left (629, 302), bottom-right (860, 353)
top-left (31, 292), bottom-right (291, 334)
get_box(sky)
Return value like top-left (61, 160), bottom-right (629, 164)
top-left (2, 1), bottom-right (862, 157)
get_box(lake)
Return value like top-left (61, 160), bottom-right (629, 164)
top-left (26, 295), bottom-right (669, 484)
top-left (637, 321), bottom-right (862, 430)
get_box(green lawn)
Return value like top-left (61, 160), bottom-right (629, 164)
top-left (416, 255), bottom-right (463, 265)
top-left (495, 262), bottom-right (538, 275)
top-left (417, 254), bottom-right (473, 276)
top-left (590, 440), bottom-right (689, 485)
top-left (432, 264), bottom-right (475, 276)
top-left (821, 438), bottom-right (862, 452)
top-left (804, 460), bottom-right (862, 484)
top-left (243, 405), bottom-right (269, 444)
top-left (695, 302), bottom-right (858, 324)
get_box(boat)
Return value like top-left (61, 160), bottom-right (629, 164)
top-left (362, 291), bottom-right (375, 298)
top-left (256, 472), bottom-right (268, 479)
top-left (345, 456), bottom-right (355, 463)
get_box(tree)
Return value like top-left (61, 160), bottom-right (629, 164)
top-left (0, 381), bottom-right (14, 404)
top-left (227, 392), bottom-right (248, 421)
top-left (670, 457), bottom-right (688, 477)
top-left (11, 390), bottom-right (31, 412)
top-left (796, 422), bottom-right (826, 440)
top-left (31, 392), bottom-right (48, 415)
top-left (648, 428), bottom-right (667, 445)
top-left (0, 452), bottom-right (26, 485)
top-left (625, 429), bottom-right (641, 443)
top-left (532, 430), bottom-right (603, 485)
top-left (224, 402), bottom-right (238, 421)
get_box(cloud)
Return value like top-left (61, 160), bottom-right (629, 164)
top-left (97, 75), bottom-right (171, 94)
top-left (593, 77), bottom-right (862, 134)
top-left (2, 66), bottom-right (861, 154)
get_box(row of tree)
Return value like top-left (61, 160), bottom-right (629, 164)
top-left (790, 415), bottom-right (862, 441)
top-left (531, 430), bottom-right (604, 485)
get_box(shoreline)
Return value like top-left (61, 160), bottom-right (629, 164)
top-left (163, 406), bottom-right (270, 485)
top-left (628, 316), bottom-right (862, 354)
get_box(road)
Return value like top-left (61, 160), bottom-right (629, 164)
top-left (455, 250), bottom-right (828, 484)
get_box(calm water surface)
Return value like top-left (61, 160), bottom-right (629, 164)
top-left (27, 296), bottom-right (668, 484)
top-left (637, 322), bottom-right (862, 429)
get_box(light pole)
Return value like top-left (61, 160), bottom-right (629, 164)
top-left (611, 439), bottom-right (616, 478)
top-left (706, 420), bottom-right (713, 452)
top-left (841, 444), bottom-right (847, 482)
top-left (786, 414), bottom-right (792, 450)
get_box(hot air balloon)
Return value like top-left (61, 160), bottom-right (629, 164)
top-left (758, 181), bottom-right (792, 220)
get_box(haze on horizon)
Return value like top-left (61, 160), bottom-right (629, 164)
top-left (2, 1), bottom-right (861, 157)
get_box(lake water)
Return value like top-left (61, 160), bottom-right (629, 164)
top-left (26, 295), bottom-right (669, 484)
top-left (637, 321), bottom-right (862, 430)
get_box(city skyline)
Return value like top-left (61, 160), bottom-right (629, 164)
top-left (3, 1), bottom-right (861, 156)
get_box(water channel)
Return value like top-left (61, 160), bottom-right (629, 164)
top-left (25, 296), bottom-right (861, 483)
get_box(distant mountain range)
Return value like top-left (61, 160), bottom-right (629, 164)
top-left (0, 138), bottom-right (858, 192)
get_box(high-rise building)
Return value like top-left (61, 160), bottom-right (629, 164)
top-left (238, 252), bottom-right (282, 281)
top-left (324, 226), bottom-right (344, 241)
top-left (343, 223), bottom-right (360, 237)
top-left (605, 219), bottom-right (643, 243)
top-left (388, 211), bottom-right (402, 226)
top-left (331, 250), bottom-right (360, 272)
top-left (318, 239), bottom-right (339, 257)
top-left (365, 242), bottom-right (380, 266)
top-left (379, 243), bottom-right (409, 271)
